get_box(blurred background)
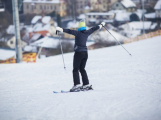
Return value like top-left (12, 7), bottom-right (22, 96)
top-left (0, 0), bottom-right (160, 64)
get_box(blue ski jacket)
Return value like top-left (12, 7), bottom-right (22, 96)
top-left (63, 26), bottom-right (99, 52)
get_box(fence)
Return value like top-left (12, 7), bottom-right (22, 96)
top-left (124, 30), bottom-right (161, 44)
top-left (0, 53), bottom-right (37, 64)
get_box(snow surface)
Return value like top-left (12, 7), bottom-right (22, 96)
top-left (0, 36), bottom-right (161, 120)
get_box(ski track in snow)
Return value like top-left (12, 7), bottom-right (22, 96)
top-left (0, 36), bottom-right (161, 120)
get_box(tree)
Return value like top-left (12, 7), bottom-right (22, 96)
top-left (47, 11), bottom-right (56, 17)
top-left (66, 0), bottom-right (78, 19)
top-left (57, 14), bottom-right (62, 27)
top-left (0, 10), bottom-right (13, 28)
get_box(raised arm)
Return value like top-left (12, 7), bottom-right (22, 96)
top-left (86, 26), bottom-right (100, 35)
top-left (63, 29), bottom-right (78, 36)
top-left (56, 27), bottom-right (78, 36)
top-left (86, 22), bottom-right (105, 35)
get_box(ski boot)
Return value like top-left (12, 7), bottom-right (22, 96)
top-left (81, 84), bottom-right (93, 91)
top-left (70, 84), bottom-right (82, 92)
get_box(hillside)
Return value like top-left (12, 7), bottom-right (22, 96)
top-left (0, 36), bottom-right (161, 120)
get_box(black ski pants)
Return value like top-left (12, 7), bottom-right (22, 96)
top-left (73, 51), bottom-right (89, 86)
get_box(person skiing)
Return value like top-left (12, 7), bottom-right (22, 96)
top-left (56, 20), bottom-right (105, 92)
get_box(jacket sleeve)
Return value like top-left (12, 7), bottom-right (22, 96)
top-left (63, 29), bottom-right (78, 36)
top-left (86, 26), bottom-right (100, 35)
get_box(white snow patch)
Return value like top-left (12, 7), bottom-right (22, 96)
top-left (42, 16), bottom-right (51, 24)
top-left (0, 49), bottom-right (16, 60)
top-left (67, 21), bottom-right (79, 29)
top-left (145, 13), bottom-right (156, 19)
top-left (23, 0), bottom-right (64, 3)
top-left (121, 0), bottom-right (136, 8)
top-left (31, 16), bottom-right (42, 24)
top-left (0, 36), bottom-right (161, 120)
top-left (77, 14), bottom-right (86, 20)
top-left (154, 0), bottom-right (161, 10)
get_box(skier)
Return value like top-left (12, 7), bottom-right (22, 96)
top-left (56, 20), bottom-right (105, 92)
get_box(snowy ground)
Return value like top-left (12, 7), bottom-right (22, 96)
top-left (0, 36), bottom-right (161, 120)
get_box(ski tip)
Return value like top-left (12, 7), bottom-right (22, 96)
top-left (53, 91), bottom-right (58, 93)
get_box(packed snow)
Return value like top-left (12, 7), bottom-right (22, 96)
top-left (0, 36), bottom-right (161, 120)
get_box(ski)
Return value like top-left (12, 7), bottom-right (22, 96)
top-left (53, 89), bottom-right (93, 94)
top-left (53, 90), bottom-right (79, 93)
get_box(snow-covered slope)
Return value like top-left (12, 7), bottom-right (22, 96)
top-left (0, 36), bottom-right (161, 120)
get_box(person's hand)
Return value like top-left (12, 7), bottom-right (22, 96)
top-left (101, 22), bottom-right (105, 27)
top-left (56, 27), bottom-right (63, 34)
top-left (99, 22), bottom-right (105, 29)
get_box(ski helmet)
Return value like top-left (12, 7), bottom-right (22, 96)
top-left (78, 19), bottom-right (86, 31)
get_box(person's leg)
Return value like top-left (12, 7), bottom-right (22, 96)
top-left (73, 52), bottom-right (83, 85)
top-left (79, 52), bottom-right (89, 85)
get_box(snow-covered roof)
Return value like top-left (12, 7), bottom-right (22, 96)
top-left (0, 48), bottom-right (16, 60)
top-left (154, 0), bottom-right (161, 10)
top-left (30, 37), bottom-right (58, 48)
top-left (32, 23), bottom-right (51, 32)
top-left (30, 37), bottom-right (73, 48)
top-left (30, 37), bottom-right (93, 49)
top-left (91, 30), bottom-right (127, 42)
top-left (89, 19), bottom-right (97, 22)
top-left (67, 21), bottom-right (79, 29)
top-left (23, 0), bottom-right (65, 3)
top-left (120, 30), bottom-right (141, 38)
top-left (42, 16), bottom-right (51, 24)
top-left (86, 12), bottom-right (114, 16)
top-left (119, 21), bottom-right (154, 30)
top-left (121, 0), bottom-right (136, 8)
top-left (30, 34), bottom-right (42, 41)
top-left (23, 45), bottom-right (37, 52)
top-left (0, 34), bottom-right (14, 42)
top-left (77, 14), bottom-right (86, 20)
top-left (85, 6), bottom-right (90, 10)
top-left (31, 16), bottom-right (42, 24)
top-left (115, 12), bottom-right (130, 21)
top-left (145, 13), bottom-right (156, 19)
top-left (33, 23), bottom-right (43, 31)
top-left (6, 25), bottom-right (24, 34)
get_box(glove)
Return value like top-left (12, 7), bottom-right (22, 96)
top-left (99, 22), bottom-right (105, 29)
top-left (56, 27), bottom-right (63, 35)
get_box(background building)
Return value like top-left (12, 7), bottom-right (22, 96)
top-left (23, 0), bottom-right (67, 17)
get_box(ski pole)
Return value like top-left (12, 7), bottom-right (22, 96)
top-left (103, 26), bottom-right (132, 57)
top-left (57, 31), bottom-right (66, 70)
